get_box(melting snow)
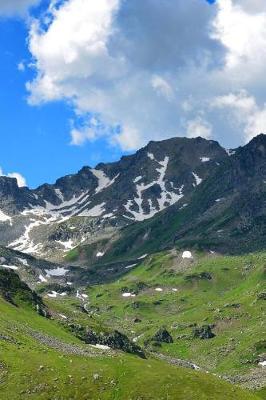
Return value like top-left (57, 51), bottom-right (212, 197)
top-left (45, 267), bottom-right (68, 276)
top-left (56, 239), bottom-right (74, 251)
top-left (138, 254), bottom-right (148, 260)
top-left (192, 172), bottom-right (202, 186)
top-left (0, 265), bottom-right (18, 270)
top-left (79, 202), bottom-right (106, 217)
top-left (124, 156), bottom-right (184, 221)
top-left (200, 157), bottom-right (210, 162)
top-left (147, 152), bottom-right (155, 160)
top-left (133, 176), bottom-right (142, 183)
top-left (125, 263), bottom-right (137, 269)
top-left (91, 169), bottom-right (119, 194)
top-left (39, 274), bottom-right (48, 283)
top-left (54, 188), bottom-right (64, 202)
top-left (0, 210), bottom-right (12, 225)
top-left (182, 251), bottom-right (193, 259)
top-left (96, 252), bottom-right (104, 258)
top-left (122, 293), bottom-right (136, 298)
top-left (47, 291), bottom-right (58, 298)
top-left (17, 258), bottom-right (28, 266)
top-left (226, 149), bottom-right (236, 156)
top-left (91, 344), bottom-right (111, 350)
top-left (102, 213), bottom-right (114, 219)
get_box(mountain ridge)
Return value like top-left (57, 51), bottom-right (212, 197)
top-left (0, 134), bottom-right (265, 261)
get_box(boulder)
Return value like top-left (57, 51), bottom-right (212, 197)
top-left (152, 328), bottom-right (173, 344)
top-left (193, 325), bottom-right (215, 339)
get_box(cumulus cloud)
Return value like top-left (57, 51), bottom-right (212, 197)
top-left (0, 0), bottom-right (40, 16)
top-left (213, 90), bottom-right (266, 142)
top-left (0, 167), bottom-right (27, 187)
top-left (25, 0), bottom-right (266, 150)
top-left (186, 116), bottom-right (213, 139)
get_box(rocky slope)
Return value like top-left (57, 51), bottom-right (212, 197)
top-left (0, 136), bottom-right (229, 260)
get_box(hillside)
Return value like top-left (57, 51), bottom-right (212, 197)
top-left (0, 269), bottom-right (260, 400)
top-left (42, 250), bottom-right (266, 397)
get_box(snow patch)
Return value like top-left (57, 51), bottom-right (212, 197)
top-left (138, 254), bottom-right (148, 260)
top-left (39, 274), bottom-right (48, 283)
top-left (47, 291), bottom-right (58, 298)
top-left (0, 264), bottom-right (18, 271)
top-left (56, 239), bottom-right (74, 251)
top-left (122, 293), bottom-right (136, 298)
top-left (91, 169), bottom-right (119, 194)
top-left (147, 152), bottom-right (155, 160)
top-left (124, 156), bottom-right (183, 221)
top-left (17, 258), bottom-right (28, 266)
top-left (226, 149), bottom-right (236, 156)
top-left (155, 288), bottom-right (163, 292)
top-left (0, 210), bottom-right (12, 225)
top-left (133, 176), bottom-right (142, 183)
top-left (125, 263), bottom-right (137, 269)
top-left (192, 172), bottom-right (202, 186)
top-left (96, 252), bottom-right (104, 258)
top-left (45, 267), bottom-right (68, 276)
top-left (200, 157), bottom-right (210, 162)
top-left (182, 251), bottom-right (193, 259)
top-left (79, 202), bottom-right (106, 217)
top-left (91, 344), bottom-right (110, 350)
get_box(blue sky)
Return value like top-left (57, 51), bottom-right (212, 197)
top-left (0, 0), bottom-right (266, 188)
top-left (0, 10), bottom-right (124, 188)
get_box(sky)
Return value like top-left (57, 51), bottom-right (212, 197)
top-left (1, 0), bottom-right (266, 188)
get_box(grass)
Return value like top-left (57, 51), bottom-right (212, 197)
top-left (51, 250), bottom-right (265, 379)
top-left (0, 266), bottom-right (262, 399)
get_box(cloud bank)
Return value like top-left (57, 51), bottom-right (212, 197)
top-left (26, 0), bottom-right (266, 150)
top-left (0, 167), bottom-right (27, 187)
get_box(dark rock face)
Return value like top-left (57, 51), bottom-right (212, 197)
top-left (0, 269), bottom-right (48, 317)
top-left (152, 328), bottom-right (173, 344)
top-left (83, 329), bottom-right (146, 358)
top-left (257, 292), bottom-right (266, 300)
top-left (185, 272), bottom-right (212, 282)
top-left (2, 134), bottom-right (266, 260)
top-left (0, 136), bottom-right (229, 257)
top-left (193, 325), bottom-right (216, 340)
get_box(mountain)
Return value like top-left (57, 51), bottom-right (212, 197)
top-left (0, 135), bottom-right (265, 399)
top-left (0, 136), bottom-right (229, 260)
top-left (1, 133), bottom-right (266, 265)
top-left (72, 133), bottom-right (266, 266)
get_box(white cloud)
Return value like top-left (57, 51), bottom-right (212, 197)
top-left (0, 167), bottom-right (27, 187)
top-left (212, 0), bottom-right (266, 78)
top-left (0, 0), bottom-right (40, 16)
top-left (213, 90), bottom-right (266, 142)
top-left (186, 116), bottom-right (213, 139)
top-left (25, 0), bottom-right (266, 150)
top-left (151, 75), bottom-right (174, 101)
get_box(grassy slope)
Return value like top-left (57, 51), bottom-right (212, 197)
top-left (51, 251), bottom-right (265, 381)
top-left (0, 282), bottom-right (261, 399)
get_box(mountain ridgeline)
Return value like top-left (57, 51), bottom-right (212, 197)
top-left (0, 134), bottom-right (266, 264)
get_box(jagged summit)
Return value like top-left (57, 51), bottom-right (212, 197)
top-left (0, 133), bottom-right (266, 259)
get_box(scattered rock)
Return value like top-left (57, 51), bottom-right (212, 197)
top-left (152, 328), bottom-right (173, 344)
top-left (193, 325), bottom-right (216, 340)
top-left (257, 292), bottom-right (266, 300)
